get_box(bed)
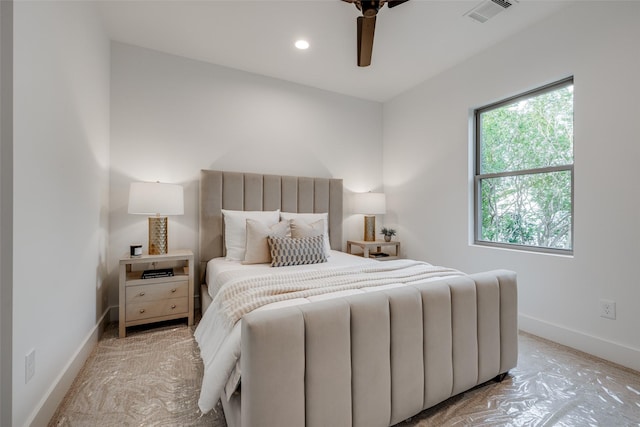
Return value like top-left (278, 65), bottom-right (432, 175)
top-left (196, 169), bottom-right (518, 427)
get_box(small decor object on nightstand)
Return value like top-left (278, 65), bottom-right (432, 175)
top-left (130, 244), bottom-right (142, 257)
top-left (381, 227), bottom-right (396, 242)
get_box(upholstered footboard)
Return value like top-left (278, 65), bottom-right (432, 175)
top-left (234, 269), bottom-right (517, 427)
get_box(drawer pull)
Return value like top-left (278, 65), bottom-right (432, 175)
top-left (171, 288), bottom-right (177, 293)
top-left (139, 309), bottom-right (145, 314)
top-left (171, 304), bottom-right (177, 309)
top-left (139, 292), bottom-right (145, 297)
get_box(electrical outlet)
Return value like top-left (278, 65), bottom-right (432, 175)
top-left (25, 349), bottom-right (35, 383)
top-left (600, 299), bottom-right (616, 320)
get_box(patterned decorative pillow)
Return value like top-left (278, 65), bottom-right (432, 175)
top-left (267, 235), bottom-right (327, 267)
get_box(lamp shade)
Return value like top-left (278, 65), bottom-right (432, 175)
top-left (354, 192), bottom-right (386, 215)
top-left (128, 182), bottom-right (184, 216)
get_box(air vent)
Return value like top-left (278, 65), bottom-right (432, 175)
top-left (464, 0), bottom-right (517, 23)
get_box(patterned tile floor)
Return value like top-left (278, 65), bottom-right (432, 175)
top-left (50, 320), bottom-right (640, 426)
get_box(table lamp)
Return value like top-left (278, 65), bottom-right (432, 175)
top-left (128, 181), bottom-right (184, 255)
top-left (354, 192), bottom-right (386, 241)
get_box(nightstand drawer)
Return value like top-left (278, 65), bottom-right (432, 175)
top-left (126, 297), bottom-right (189, 321)
top-left (125, 280), bottom-right (189, 304)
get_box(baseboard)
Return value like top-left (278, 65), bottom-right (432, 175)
top-left (27, 306), bottom-right (113, 427)
top-left (109, 305), bottom-right (119, 323)
top-left (519, 313), bottom-right (640, 372)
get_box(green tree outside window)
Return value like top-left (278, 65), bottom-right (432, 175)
top-left (475, 78), bottom-right (574, 252)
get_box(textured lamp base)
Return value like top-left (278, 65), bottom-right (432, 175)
top-left (364, 215), bottom-right (376, 242)
top-left (148, 216), bottom-right (168, 255)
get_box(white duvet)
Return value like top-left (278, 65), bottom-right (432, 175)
top-left (194, 251), bottom-right (462, 413)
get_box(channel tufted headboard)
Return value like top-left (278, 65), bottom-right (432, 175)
top-left (199, 170), bottom-right (343, 270)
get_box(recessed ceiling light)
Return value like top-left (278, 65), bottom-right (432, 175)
top-left (295, 40), bottom-right (309, 50)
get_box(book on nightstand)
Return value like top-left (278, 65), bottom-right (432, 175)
top-left (369, 252), bottom-right (390, 258)
top-left (141, 268), bottom-right (174, 279)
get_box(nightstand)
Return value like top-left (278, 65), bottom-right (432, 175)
top-left (118, 249), bottom-right (194, 338)
top-left (346, 240), bottom-right (401, 261)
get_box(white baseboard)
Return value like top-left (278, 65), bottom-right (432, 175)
top-left (519, 314), bottom-right (640, 372)
top-left (27, 307), bottom-right (113, 427)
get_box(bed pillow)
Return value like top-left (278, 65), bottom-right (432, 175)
top-left (222, 209), bottom-right (280, 261)
top-left (280, 212), bottom-right (331, 256)
top-left (290, 219), bottom-right (324, 239)
top-left (267, 235), bottom-right (327, 267)
top-left (243, 219), bottom-right (289, 265)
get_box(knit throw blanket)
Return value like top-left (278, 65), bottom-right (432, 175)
top-left (215, 259), bottom-right (463, 331)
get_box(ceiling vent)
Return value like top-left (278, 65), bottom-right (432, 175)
top-left (465, 0), bottom-right (517, 23)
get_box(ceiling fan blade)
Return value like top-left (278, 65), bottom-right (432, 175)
top-left (357, 16), bottom-right (376, 67)
top-left (387, 0), bottom-right (409, 8)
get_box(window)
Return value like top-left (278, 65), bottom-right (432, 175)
top-left (474, 78), bottom-right (574, 254)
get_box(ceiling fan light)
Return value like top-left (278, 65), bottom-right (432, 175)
top-left (363, 9), bottom-right (378, 17)
top-left (295, 40), bottom-right (309, 50)
top-left (361, 0), bottom-right (381, 17)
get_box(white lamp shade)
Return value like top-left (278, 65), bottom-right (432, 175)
top-left (128, 182), bottom-right (184, 216)
top-left (354, 192), bottom-right (386, 215)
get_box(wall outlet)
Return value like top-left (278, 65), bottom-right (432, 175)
top-left (600, 299), bottom-right (616, 320)
top-left (25, 349), bottom-right (35, 383)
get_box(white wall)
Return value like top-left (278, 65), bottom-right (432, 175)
top-left (13, 2), bottom-right (110, 425)
top-left (0, 1), bottom-right (14, 425)
top-left (109, 43), bottom-right (383, 307)
top-left (383, 2), bottom-right (640, 370)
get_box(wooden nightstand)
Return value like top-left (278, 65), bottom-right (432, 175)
top-left (118, 249), bottom-right (194, 338)
top-left (346, 240), bottom-right (401, 261)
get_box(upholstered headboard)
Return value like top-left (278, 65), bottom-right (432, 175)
top-left (199, 170), bottom-right (343, 267)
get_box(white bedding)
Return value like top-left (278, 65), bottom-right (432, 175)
top-left (194, 251), bottom-right (463, 413)
top-left (205, 250), bottom-right (377, 298)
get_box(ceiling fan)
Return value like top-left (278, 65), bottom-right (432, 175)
top-left (342, 0), bottom-right (410, 67)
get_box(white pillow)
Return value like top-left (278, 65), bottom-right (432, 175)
top-left (280, 212), bottom-right (331, 256)
top-left (243, 219), bottom-right (289, 265)
top-left (222, 209), bottom-right (280, 261)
